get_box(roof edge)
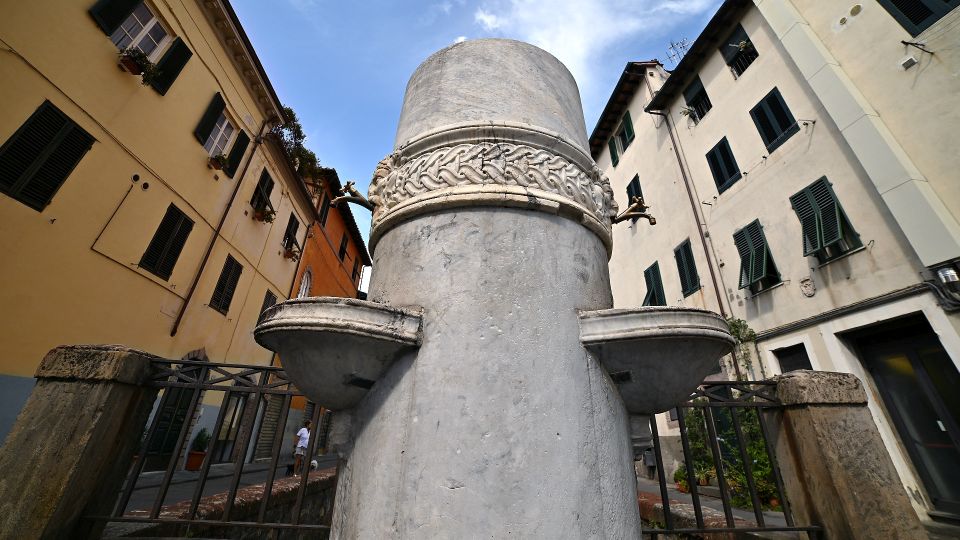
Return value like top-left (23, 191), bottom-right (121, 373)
top-left (588, 60), bottom-right (661, 159)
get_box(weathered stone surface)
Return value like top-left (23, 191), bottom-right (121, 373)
top-left (0, 345), bottom-right (157, 539)
top-left (773, 371), bottom-right (925, 539)
top-left (775, 369), bottom-right (867, 405)
top-left (36, 344), bottom-right (160, 385)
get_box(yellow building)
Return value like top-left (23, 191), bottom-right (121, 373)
top-left (0, 0), bottom-right (363, 442)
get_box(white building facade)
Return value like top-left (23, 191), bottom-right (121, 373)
top-left (594, 0), bottom-right (960, 526)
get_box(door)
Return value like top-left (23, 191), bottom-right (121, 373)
top-left (856, 317), bottom-right (960, 516)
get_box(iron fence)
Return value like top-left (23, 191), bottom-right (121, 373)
top-left (85, 358), bottom-right (335, 538)
top-left (641, 381), bottom-right (823, 539)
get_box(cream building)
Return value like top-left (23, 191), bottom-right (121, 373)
top-left (0, 0), bottom-right (332, 446)
top-left (593, 0), bottom-right (960, 527)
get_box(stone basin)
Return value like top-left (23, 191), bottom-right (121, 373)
top-left (254, 297), bottom-right (423, 409)
top-left (578, 307), bottom-right (735, 414)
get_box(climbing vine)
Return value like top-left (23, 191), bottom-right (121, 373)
top-left (726, 317), bottom-right (757, 379)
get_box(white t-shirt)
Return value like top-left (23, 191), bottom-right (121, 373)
top-left (297, 427), bottom-right (310, 448)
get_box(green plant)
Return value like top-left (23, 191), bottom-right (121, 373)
top-left (190, 428), bottom-right (211, 452)
top-left (726, 317), bottom-right (757, 378)
top-left (118, 47), bottom-right (161, 86)
top-left (209, 153), bottom-right (228, 169)
top-left (253, 205), bottom-right (277, 223)
top-left (273, 105), bottom-right (321, 181)
top-left (673, 467), bottom-right (689, 492)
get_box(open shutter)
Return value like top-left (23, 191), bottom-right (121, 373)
top-left (88, 0), bottom-right (141, 35)
top-left (789, 188), bottom-right (821, 256)
top-left (746, 221), bottom-right (768, 286)
top-left (732, 228), bottom-right (752, 289)
top-left (810, 178), bottom-right (843, 248)
top-left (150, 37), bottom-right (192, 95)
top-left (194, 93), bottom-right (225, 144)
top-left (223, 130), bottom-right (249, 178)
top-left (622, 110), bottom-right (635, 144)
top-left (683, 77), bottom-right (705, 106)
top-left (607, 138), bottom-right (619, 167)
top-left (139, 204), bottom-right (193, 280)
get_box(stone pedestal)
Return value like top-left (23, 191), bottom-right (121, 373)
top-left (774, 370), bottom-right (926, 539)
top-left (0, 345), bottom-right (158, 540)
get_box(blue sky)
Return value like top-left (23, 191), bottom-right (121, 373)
top-left (232, 0), bottom-right (722, 242)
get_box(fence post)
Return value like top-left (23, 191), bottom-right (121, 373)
top-left (0, 345), bottom-right (158, 539)
top-left (773, 370), bottom-right (925, 539)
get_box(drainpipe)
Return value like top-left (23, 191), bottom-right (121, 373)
top-left (171, 119), bottom-right (271, 336)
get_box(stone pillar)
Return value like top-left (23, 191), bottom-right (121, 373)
top-left (0, 345), bottom-right (158, 540)
top-left (773, 370), bottom-right (926, 539)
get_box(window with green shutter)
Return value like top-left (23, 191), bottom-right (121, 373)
top-left (683, 77), bottom-right (712, 123)
top-left (282, 213), bottom-right (300, 251)
top-left (0, 101), bottom-right (94, 211)
top-left (705, 137), bottom-right (741, 193)
top-left (642, 261), bottom-right (666, 306)
top-left (210, 254), bottom-right (243, 315)
top-left (732, 220), bottom-right (781, 294)
top-left (607, 110), bottom-right (635, 167)
top-left (626, 175), bottom-right (642, 223)
top-left (749, 88), bottom-right (799, 153)
top-left (251, 169), bottom-right (274, 212)
top-left (877, 0), bottom-right (960, 36)
top-left (674, 239), bottom-right (700, 297)
top-left (139, 203), bottom-right (193, 280)
top-left (789, 177), bottom-right (861, 264)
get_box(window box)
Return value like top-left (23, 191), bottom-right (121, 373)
top-left (117, 47), bottom-right (161, 86)
top-left (253, 206), bottom-right (276, 223)
top-left (208, 153), bottom-right (228, 170)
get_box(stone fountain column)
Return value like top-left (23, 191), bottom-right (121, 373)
top-left (256, 39), bottom-right (733, 538)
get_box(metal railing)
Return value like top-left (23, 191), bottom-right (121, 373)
top-left (85, 358), bottom-right (335, 537)
top-left (641, 381), bottom-right (822, 539)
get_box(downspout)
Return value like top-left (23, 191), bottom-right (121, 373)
top-left (171, 119), bottom-right (271, 336)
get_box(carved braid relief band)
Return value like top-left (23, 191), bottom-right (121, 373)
top-left (367, 141), bottom-right (618, 241)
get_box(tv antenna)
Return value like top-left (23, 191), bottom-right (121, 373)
top-left (666, 38), bottom-right (692, 66)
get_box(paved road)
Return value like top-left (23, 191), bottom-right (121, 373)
top-left (637, 476), bottom-right (790, 527)
top-left (124, 454), bottom-right (339, 513)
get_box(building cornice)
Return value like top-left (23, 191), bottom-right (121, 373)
top-left (588, 61), bottom-right (661, 159)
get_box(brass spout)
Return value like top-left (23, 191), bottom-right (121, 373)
top-left (612, 196), bottom-right (656, 225)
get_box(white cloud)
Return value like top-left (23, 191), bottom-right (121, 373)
top-left (470, 0), bottom-right (716, 99)
top-left (455, 36), bottom-right (468, 43)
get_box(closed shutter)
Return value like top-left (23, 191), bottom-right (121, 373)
top-left (683, 77), bottom-right (705, 105)
top-left (88, 0), bottom-right (141, 35)
top-left (705, 137), bottom-right (741, 191)
top-left (622, 110), bottom-right (635, 144)
top-left (259, 290), bottom-right (277, 319)
top-left (139, 203), bottom-right (194, 280)
top-left (194, 93), bottom-right (225, 144)
top-left (675, 240), bottom-right (700, 296)
top-left (750, 88), bottom-right (799, 152)
top-left (150, 37), bottom-right (192, 95)
top-left (338, 233), bottom-right (348, 260)
top-left (607, 137), bottom-right (619, 167)
top-left (223, 131), bottom-right (249, 178)
top-left (878, 0), bottom-right (958, 35)
top-left (0, 101), bottom-right (94, 211)
top-left (210, 255), bottom-right (243, 314)
top-left (319, 193), bottom-right (330, 226)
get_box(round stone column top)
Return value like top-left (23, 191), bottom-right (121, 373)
top-left (395, 39), bottom-right (589, 153)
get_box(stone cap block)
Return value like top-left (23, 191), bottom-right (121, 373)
top-left (775, 370), bottom-right (867, 406)
top-left (36, 345), bottom-right (161, 385)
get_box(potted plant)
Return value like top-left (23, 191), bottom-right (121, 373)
top-left (185, 427), bottom-right (211, 471)
top-left (673, 467), bottom-right (689, 493)
top-left (283, 244), bottom-right (301, 261)
top-left (694, 463), bottom-right (714, 486)
top-left (679, 106), bottom-right (697, 118)
top-left (253, 206), bottom-right (276, 223)
top-left (208, 154), bottom-right (228, 170)
top-left (118, 47), bottom-right (161, 87)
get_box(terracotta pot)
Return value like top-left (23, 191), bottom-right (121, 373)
top-left (698, 478), bottom-right (710, 486)
top-left (185, 450), bottom-right (206, 471)
top-left (119, 55), bottom-right (144, 75)
top-left (209, 157), bottom-right (224, 170)
top-left (676, 482), bottom-right (688, 493)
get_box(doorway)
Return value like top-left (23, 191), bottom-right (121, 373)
top-left (852, 315), bottom-right (960, 517)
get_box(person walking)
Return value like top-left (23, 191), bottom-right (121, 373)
top-left (293, 419), bottom-right (311, 475)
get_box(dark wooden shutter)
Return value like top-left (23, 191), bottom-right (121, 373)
top-left (319, 193), bottom-right (330, 226)
top-left (223, 130), bottom-right (249, 178)
top-left (789, 186), bottom-right (821, 256)
top-left (607, 138), bottom-right (619, 167)
top-left (338, 233), bottom-right (348, 260)
top-left (675, 240), bottom-right (699, 296)
top-left (746, 221), bottom-right (768, 287)
top-left (150, 37), bottom-right (192, 96)
top-left (720, 25), bottom-right (751, 63)
top-left (809, 177), bottom-right (843, 248)
top-left (750, 88), bottom-right (799, 152)
top-left (642, 262), bottom-right (666, 306)
top-left (732, 227), bottom-right (753, 289)
top-left (622, 110), bottom-right (635, 143)
top-left (88, 0), bottom-right (141, 35)
top-left (283, 213), bottom-right (300, 248)
top-left (683, 77), bottom-right (705, 105)
top-left (210, 255), bottom-right (243, 314)
top-left (194, 93), bottom-right (225, 144)
top-left (706, 138), bottom-right (741, 192)
top-left (626, 175), bottom-right (642, 200)
top-left (877, 0), bottom-right (957, 35)
top-left (139, 204), bottom-right (194, 280)
top-left (252, 169), bottom-right (274, 210)
top-left (259, 290), bottom-right (277, 318)
top-left (0, 101), bottom-right (94, 211)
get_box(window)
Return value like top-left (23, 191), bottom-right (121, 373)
top-left (749, 88), bottom-right (799, 153)
top-left (251, 169), bottom-right (274, 212)
top-left (0, 101), bottom-right (94, 211)
top-left (194, 94), bottom-right (249, 177)
top-left (733, 220), bottom-right (781, 294)
top-left (682, 77), bottom-right (712, 123)
top-left (789, 177), bottom-right (861, 264)
top-left (139, 203), bottom-right (193, 280)
top-left (259, 290), bottom-right (277, 319)
top-left (625, 175), bottom-right (642, 223)
top-left (877, 0), bottom-right (960, 36)
top-left (642, 262), bottom-right (666, 306)
top-left (705, 137), bottom-right (741, 193)
top-left (108, 1), bottom-right (169, 60)
top-left (318, 193), bottom-right (331, 226)
top-left (282, 213), bottom-right (300, 250)
top-left (297, 269), bottom-right (312, 298)
top-left (773, 344), bottom-right (813, 372)
top-left (352, 258), bottom-right (361, 283)
top-left (674, 239), bottom-right (700, 297)
top-left (606, 110), bottom-right (635, 167)
top-left (209, 254), bottom-right (242, 314)
top-left (89, 0), bottom-right (193, 95)
top-left (338, 233), bottom-right (348, 261)
top-left (720, 25), bottom-right (759, 77)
